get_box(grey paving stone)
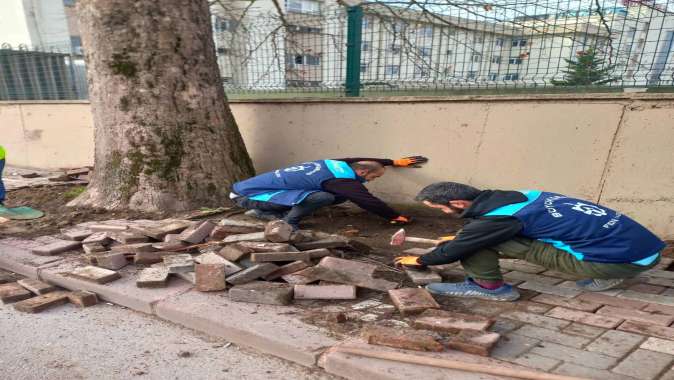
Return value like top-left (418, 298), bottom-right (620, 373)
top-left (563, 323), bottom-right (606, 339)
top-left (501, 311), bottom-right (570, 330)
top-left (517, 281), bottom-right (582, 298)
top-left (513, 353), bottom-right (561, 371)
top-left (490, 333), bottom-right (540, 360)
top-left (530, 342), bottom-right (617, 369)
top-left (641, 337), bottom-right (674, 356)
top-left (558, 280), bottom-right (624, 296)
top-left (611, 349), bottom-right (674, 380)
top-left (554, 363), bottom-right (639, 380)
top-left (512, 325), bottom-right (591, 348)
top-left (489, 319), bottom-right (522, 334)
top-left (585, 330), bottom-right (645, 358)
top-left (619, 290), bottom-right (674, 306)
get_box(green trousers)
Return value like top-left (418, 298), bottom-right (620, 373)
top-left (460, 237), bottom-right (659, 281)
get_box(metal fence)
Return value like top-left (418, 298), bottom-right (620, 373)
top-left (2, 1), bottom-right (674, 100)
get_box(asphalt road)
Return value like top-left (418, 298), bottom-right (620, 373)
top-left (0, 301), bottom-right (336, 380)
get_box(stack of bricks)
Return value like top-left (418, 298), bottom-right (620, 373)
top-left (0, 277), bottom-right (98, 313)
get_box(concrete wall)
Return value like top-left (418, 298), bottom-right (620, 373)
top-left (1, 94), bottom-right (672, 238)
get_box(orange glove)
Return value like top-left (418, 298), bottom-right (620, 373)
top-left (390, 215), bottom-right (411, 225)
top-left (394, 256), bottom-right (426, 269)
top-left (393, 156), bottom-right (429, 168)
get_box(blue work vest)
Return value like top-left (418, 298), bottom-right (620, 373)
top-left (484, 190), bottom-right (665, 265)
top-left (233, 160), bottom-right (357, 206)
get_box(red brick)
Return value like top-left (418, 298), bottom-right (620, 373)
top-left (446, 330), bottom-right (501, 356)
top-left (110, 232), bottom-right (150, 244)
top-left (251, 251), bottom-right (310, 262)
top-left (222, 232), bottom-right (266, 243)
top-left (67, 291), bottom-right (98, 307)
top-left (618, 320), bottom-right (674, 340)
top-left (14, 291), bottom-right (69, 313)
top-left (17, 278), bottom-right (56, 295)
top-left (312, 257), bottom-right (398, 291)
top-left (576, 292), bottom-right (649, 310)
top-left (293, 285), bottom-right (356, 300)
top-left (82, 232), bottom-right (112, 245)
top-left (264, 220), bottom-right (293, 243)
top-left (263, 261), bottom-right (310, 281)
top-left (531, 294), bottom-right (602, 312)
top-left (195, 264), bottom-right (226, 292)
top-left (628, 283), bottom-right (666, 294)
top-left (62, 228), bottom-right (94, 241)
top-left (0, 282), bottom-right (33, 304)
top-left (218, 243), bottom-right (253, 261)
top-left (89, 223), bottom-right (129, 232)
top-left (217, 218), bottom-right (265, 234)
top-left (31, 239), bottom-right (81, 256)
top-left (596, 305), bottom-right (674, 326)
top-left (643, 303), bottom-right (674, 316)
top-left (363, 326), bottom-right (443, 352)
top-left (152, 240), bottom-right (188, 251)
top-left (131, 220), bottom-right (191, 240)
top-left (388, 288), bottom-right (440, 316)
top-left (136, 267), bottom-right (170, 288)
top-left (111, 243), bottom-right (156, 254)
top-left (95, 253), bottom-right (128, 270)
top-left (229, 281), bottom-right (293, 305)
top-left (545, 307), bottom-right (624, 328)
top-left (413, 309), bottom-right (493, 333)
top-left (179, 221), bottom-right (216, 244)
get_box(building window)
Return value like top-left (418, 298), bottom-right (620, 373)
top-left (414, 66), bottom-right (430, 78)
top-left (495, 38), bottom-right (504, 47)
top-left (286, 0), bottom-right (320, 14)
top-left (385, 65), bottom-right (400, 75)
top-left (467, 71), bottom-right (477, 79)
top-left (388, 44), bottom-right (401, 54)
top-left (446, 49), bottom-right (453, 56)
top-left (63, 0), bottom-right (76, 6)
top-left (490, 55), bottom-right (501, 64)
top-left (488, 73), bottom-right (498, 80)
top-left (360, 63), bottom-right (369, 73)
top-left (291, 54), bottom-right (320, 66)
top-left (419, 47), bottom-right (431, 57)
top-left (287, 25), bottom-right (322, 34)
top-left (503, 73), bottom-right (519, 80)
top-left (512, 39), bottom-right (527, 47)
top-left (473, 35), bottom-right (484, 44)
top-left (362, 41), bottom-right (370, 52)
top-left (70, 36), bottom-right (82, 55)
top-left (217, 47), bottom-right (230, 55)
top-left (471, 53), bottom-right (481, 62)
top-left (362, 16), bottom-right (372, 29)
top-left (508, 57), bottom-right (522, 64)
top-left (419, 26), bottom-right (433, 37)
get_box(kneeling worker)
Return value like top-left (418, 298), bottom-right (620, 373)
top-left (231, 156), bottom-right (428, 230)
top-left (396, 182), bottom-right (665, 301)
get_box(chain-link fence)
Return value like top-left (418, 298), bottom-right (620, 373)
top-left (2, 1), bottom-right (673, 100)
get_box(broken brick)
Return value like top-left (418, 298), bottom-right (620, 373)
top-left (293, 285), bottom-right (357, 300)
top-left (218, 243), bottom-right (253, 262)
top-left (110, 232), bottom-right (150, 245)
top-left (209, 226), bottom-right (230, 240)
top-left (413, 309), bottom-right (493, 333)
top-left (196, 264), bottom-right (227, 292)
top-left (282, 271), bottom-right (319, 285)
top-left (264, 220), bottom-right (293, 243)
top-left (222, 232), bottom-right (266, 244)
top-left (67, 291), bottom-right (98, 307)
top-left (445, 330), bottom-right (500, 356)
top-left (82, 232), bottom-right (112, 245)
top-left (311, 257), bottom-right (398, 291)
top-left (70, 266), bottom-right (121, 284)
top-left (137, 267), bottom-right (170, 288)
top-left (179, 221), bottom-right (216, 244)
top-left (152, 240), bottom-right (188, 251)
top-left (229, 281), bottom-right (293, 305)
top-left (176, 271), bottom-right (196, 284)
top-left (134, 251), bottom-right (163, 265)
top-left (363, 326), bottom-right (443, 352)
top-left (13, 291), bottom-right (70, 313)
top-left (163, 254), bottom-right (195, 273)
top-left (388, 288), bottom-right (440, 316)
top-left (110, 243), bottom-right (156, 254)
top-left (226, 263), bottom-right (279, 285)
top-left (236, 241), bottom-right (295, 252)
top-left (17, 278), bottom-right (57, 295)
top-left (0, 282), bottom-right (33, 304)
top-left (131, 220), bottom-right (191, 240)
top-left (404, 268), bottom-right (442, 285)
top-left (95, 253), bottom-right (128, 270)
top-left (61, 228), bottom-right (93, 241)
top-left (31, 239), bottom-right (82, 256)
top-left (217, 218), bottom-right (265, 234)
top-left (195, 252), bottom-right (242, 275)
top-left (263, 261), bottom-right (310, 281)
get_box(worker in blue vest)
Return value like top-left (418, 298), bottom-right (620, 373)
top-left (395, 182), bottom-right (666, 301)
top-left (231, 156), bottom-right (428, 230)
top-left (0, 145), bottom-right (5, 205)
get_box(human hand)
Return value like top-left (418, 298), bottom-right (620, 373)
top-left (393, 156), bottom-right (429, 168)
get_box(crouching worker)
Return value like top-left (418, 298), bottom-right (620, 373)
top-left (396, 182), bottom-right (665, 301)
top-left (230, 157), bottom-right (428, 230)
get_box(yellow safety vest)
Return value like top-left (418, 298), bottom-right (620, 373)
top-left (0, 145), bottom-right (5, 160)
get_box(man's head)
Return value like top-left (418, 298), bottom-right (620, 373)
top-left (350, 161), bottom-right (385, 181)
top-left (415, 182), bottom-right (481, 216)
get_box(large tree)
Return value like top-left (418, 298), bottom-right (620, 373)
top-left (70, 0), bottom-right (255, 212)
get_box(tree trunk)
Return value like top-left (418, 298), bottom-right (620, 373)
top-left (70, 0), bottom-right (254, 211)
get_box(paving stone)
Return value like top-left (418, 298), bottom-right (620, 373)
top-left (264, 220), bottom-right (293, 243)
top-left (596, 305), bottom-right (674, 326)
top-left (31, 239), bottom-right (82, 256)
top-left (136, 267), bottom-right (170, 288)
top-left (194, 252), bottom-right (242, 275)
top-left (221, 232), bottom-right (267, 244)
top-left (13, 291), bottom-right (70, 313)
top-left (237, 241), bottom-right (296, 253)
top-left (540, 270), bottom-right (580, 281)
top-left (563, 323), bottom-right (606, 338)
top-left (513, 353), bottom-right (561, 371)
top-left (445, 330), bottom-right (500, 356)
top-left (501, 310), bottom-right (570, 330)
top-left (162, 254), bottom-right (195, 274)
top-left (67, 290), bottom-right (98, 307)
top-left (61, 228), bottom-right (94, 241)
top-left (110, 243), bottom-right (156, 254)
top-left (263, 261), bottom-right (310, 281)
top-left (89, 223), bottom-right (129, 232)
top-left (504, 271), bottom-right (563, 285)
top-left (217, 218), bottom-right (265, 234)
top-left (228, 281), bottom-right (293, 305)
top-left (554, 363), bottom-right (639, 380)
top-left (641, 336), bottom-right (674, 356)
top-left (413, 309), bottom-right (493, 333)
top-left (489, 319), bottom-right (522, 334)
top-left (512, 325), bottom-right (591, 348)
top-left (517, 281), bottom-right (581, 298)
top-left (628, 283), bottom-right (666, 294)
top-left (402, 247), bottom-right (433, 256)
top-left (195, 264), bottom-right (226, 292)
top-left (530, 341), bottom-right (617, 369)
top-left (490, 333), bottom-right (540, 360)
top-left (643, 303), bottom-right (674, 316)
top-left (516, 301), bottom-right (554, 314)
top-left (174, 221), bottom-right (213, 244)
top-left (0, 282), bottom-right (33, 303)
top-left (82, 232), bottom-right (112, 245)
top-left (388, 288), bottom-right (440, 316)
top-left (226, 263), bottom-right (279, 285)
top-left (95, 253), bottom-right (128, 270)
top-left (612, 349), bottom-right (673, 379)
top-left (545, 306), bottom-right (624, 328)
top-left (293, 285), bottom-right (356, 300)
top-left (404, 268), bottom-right (442, 285)
top-left (312, 257), bottom-right (398, 292)
top-left (133, 251), bottom-right (163, 265)
top-left (218, 243), bottom-right (253, 261)
top-left (531, 293), bottom-right (602, 312)
top-left (557, 280), bottom-right (624, 296)
top-left (17, 278), bottom-right (56, 295)
top-left (152, 240), bottom-right (188, 251)
top-left (499, 260), bottom-right (546, 274)
top-left (619, 320), bottom-right (674, 340)
top-left (251, 250), bottom-right (311, 262)
top-left (644, 269), bottom-right (674, 280)
top-left (362, 325), bottom-right (443, 352)
top-left (70, 266), bottom-right (121, 284)
top-left (130, 220), bottom-right (191, 240)
top-left (576, 292), bottom-right (649, 310)
top-left (619, 290), bottom-right (674, 307)
top-left (643, 276), bottom-right (674, 288)
top-left (176, 271), bottom-right (196, 284)
top-left (82, 243), bottom-right (107, 254)
top-left (110, 232), bottom-right (150, 244)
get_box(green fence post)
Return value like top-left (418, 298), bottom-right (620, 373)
top-left (345, 5), bottom-right (363, 97)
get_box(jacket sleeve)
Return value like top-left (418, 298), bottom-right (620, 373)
top-left (418, 217), bottom-right (523, 266)
top-left (334, 157), bottom-right (394, 166)
top-left (321, 179), bottom-right (400, 220)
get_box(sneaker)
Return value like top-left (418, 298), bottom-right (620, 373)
top-left (244, 209), bottom-right (283, 221)
top-left (575, 278), bottom-right (624, 292)
top-left (425, 278), bottom-right (520, 302)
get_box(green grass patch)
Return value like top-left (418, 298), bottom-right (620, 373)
top-left (63, 186), bottom-right (86, 200)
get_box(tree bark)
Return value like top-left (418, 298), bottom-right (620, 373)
top-left (71, 0), bottom-right (254, 211)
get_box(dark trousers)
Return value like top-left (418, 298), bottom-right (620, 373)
top-left (0, 159), bottom-right (5, 203)
top-left (235, 191), bottom-right (346, 226)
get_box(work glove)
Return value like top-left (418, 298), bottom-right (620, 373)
top-left (394, 256), bottom-right (426, 269)
top-left (390, 215), bottom-right (411, 225)
top-left (393, 156), bottom-right (429, 168)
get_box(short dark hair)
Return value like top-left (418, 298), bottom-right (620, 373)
top-left (415, 182), bottom-right (482, 203)
top-left (350, 161), bottom-right (384, 172)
